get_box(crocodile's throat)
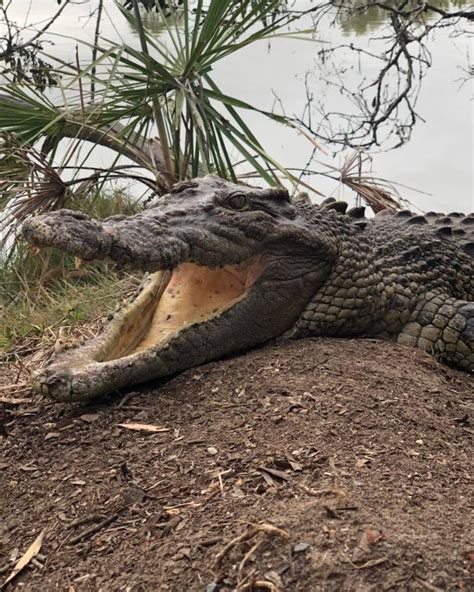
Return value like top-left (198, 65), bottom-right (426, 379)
top-left (103, 257), bottom-right (265, 362)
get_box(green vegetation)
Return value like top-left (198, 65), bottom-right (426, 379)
top-left (0, 262), bottom-right (136, 355)
top-left (0, 0), bottom-right (470, 358)
top-left (0, 0), bottom-right (313, 248)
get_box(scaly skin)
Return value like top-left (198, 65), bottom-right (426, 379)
top-left (21, 175), bottom-right (474, 401)
top-left (290, 209), bottom-right (473, 370)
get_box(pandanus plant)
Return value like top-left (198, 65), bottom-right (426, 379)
top-left (0, 0), bottom-right (317, 250)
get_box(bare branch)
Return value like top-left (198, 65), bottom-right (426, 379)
top-left (0, 1), bottom-right (71, 61)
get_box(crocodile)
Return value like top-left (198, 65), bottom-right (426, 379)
top-left (22, 175), bottom-right (474, 402)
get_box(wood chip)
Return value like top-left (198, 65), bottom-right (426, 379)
top-left (259, 470), bottom-right (278, 488)
top-left (79, 414), bottom-right (99, 423)
top-left (117, 423), bottom-right (170, 433)
top-left (258, 467), bottom-right (291, 481)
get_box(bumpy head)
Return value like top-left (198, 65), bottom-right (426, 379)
top-left (23, 176), bottom-right (333, 270)
top-left (22, 175), bottom-right (339, 402)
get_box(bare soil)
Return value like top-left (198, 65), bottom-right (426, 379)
top-left (1, 338), bottom-right (473, 591)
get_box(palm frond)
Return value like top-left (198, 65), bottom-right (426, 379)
top-left (0, 142), bottom-right (67, 248)
top-left (1, 0), bottom-right (320, 250)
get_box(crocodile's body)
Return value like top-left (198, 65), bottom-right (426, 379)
top-left (22, 175), bottom-right (474, 401)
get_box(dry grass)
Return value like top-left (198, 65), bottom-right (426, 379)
top-left (339, 151), bottom-right (412, 213)
top-left (1, 185), bottom-right (143, 361)
top-left (0, 260), bottom-right (140, 365)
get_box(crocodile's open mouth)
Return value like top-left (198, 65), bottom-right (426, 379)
top-left (31, 256), bottom-right (267, 401)
top-left (99, 257), bottom-right (265, 362)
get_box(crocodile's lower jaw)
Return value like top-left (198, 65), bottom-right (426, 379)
top-left (32, 257), bottom-right (265, 401)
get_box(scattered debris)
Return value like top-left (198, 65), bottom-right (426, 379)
top-left (1, 338), bottom-right (472, 589)
top-left (69, 514), bottom-right (119, 545)
top-left (2, 529), bottom-right (45, 588)
top-left (215, 523), bottom-right (290, 566)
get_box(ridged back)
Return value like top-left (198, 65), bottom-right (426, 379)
top-left (314, 197), bottom-right (474, 260)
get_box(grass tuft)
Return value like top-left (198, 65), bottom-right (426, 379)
top-left (0, 188), bottom-right (143, 360)
top-left (0, 262), bottom-right (141, 359)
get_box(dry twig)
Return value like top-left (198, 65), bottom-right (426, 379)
top-left (69, 514), bottom-right (118, 545)
top-left (299, 483), bottom-right (348, 500)
top-left (237, 580), bottom-right (280, 592)
top-left (215, 523), bottom-right (290, 566)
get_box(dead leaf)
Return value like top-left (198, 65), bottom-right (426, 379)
top-left (352, 528), bottom-right (383, 561)
top-left (45, 432), bottom-right (60, 441)
top-left (117, 423), bottom-right (170, 433)
top-left (80, 414), bottom-right (99, 423)
top-left (365, 528), bottom-right (383, 546)
top-left (287, 458), bottom-right (303, 471)
top-left (2, 529), bottom-right (45, 587)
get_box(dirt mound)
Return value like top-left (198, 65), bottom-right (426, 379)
top-left (1, 338), bottom-right (473, 591)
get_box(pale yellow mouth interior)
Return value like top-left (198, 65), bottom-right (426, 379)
top-left (102, 257), bottom-right (265, 362)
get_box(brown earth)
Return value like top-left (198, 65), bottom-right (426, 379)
top-left (0, 337), bottom-right (473, 591)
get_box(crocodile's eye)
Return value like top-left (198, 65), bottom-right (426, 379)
top-left (226, 193), bottom-right (248, 210)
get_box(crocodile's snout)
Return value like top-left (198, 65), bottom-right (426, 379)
top-left (22, 210), bottom-right (113, 261)
top-left (30, 366), bottom-right (73, 400)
